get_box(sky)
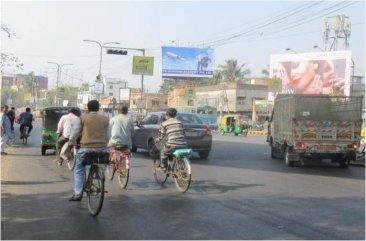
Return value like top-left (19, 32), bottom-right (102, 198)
top-left (1, 0), bottom-right (365, 93)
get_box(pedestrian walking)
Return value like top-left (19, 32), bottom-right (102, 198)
top-left (1, 105), bottom-right (12, 155)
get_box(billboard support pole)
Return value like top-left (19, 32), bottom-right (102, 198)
top-left (141, 49), bottom-right (145, 113)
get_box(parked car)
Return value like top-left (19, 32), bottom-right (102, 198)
top-left (132, 112), bottom-right (212, 159)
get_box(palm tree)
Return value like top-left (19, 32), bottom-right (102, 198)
top-left (218, 59), bottom-right (251, 82)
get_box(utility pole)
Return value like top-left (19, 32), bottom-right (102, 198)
top-left (323, 15), bottom-right (351, 51)
top-left (48, 62), bottom-right (73, 106)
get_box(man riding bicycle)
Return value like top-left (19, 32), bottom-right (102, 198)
top-left (155, 108), bottom-right (187, 170)
top-left (108, 105), bottom-right (134, 149)
top-left (53, 107), bottom-right (80, 165)
top-left (68, 100), bottom-right (109, 201)
top-left (19, 107), bottom-right (34, 139)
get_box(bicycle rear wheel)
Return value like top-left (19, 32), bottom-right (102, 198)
top-left (153, 158), bottom-right (168, 185)
top-left (118, 158), bottom-right (129, 189)
top-left (173, 156), bottom-right (191, 193)
top-left (86, 165), bottom-right (105, 217)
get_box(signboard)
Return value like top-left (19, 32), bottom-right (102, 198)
top-left (119, 88), bottom-right (131, 101)
top-left (162, 46), bottom-right (215, 78)
top-left (269, 50), bottom-right (351, 97)
top-left (132, 56), bottom-right (154, 75)
top-left (94, 82), bottom-right (104, 95)
top-left (24, 92), bottom-right (32, 100)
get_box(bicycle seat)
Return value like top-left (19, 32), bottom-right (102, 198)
top-left (172, 149), bottom-right (192, 157)
top-left (83, 152), bottom-right (109, 166)
top-left (115, 145), bottom-right (129, 151)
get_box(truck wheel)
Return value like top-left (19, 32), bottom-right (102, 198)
top-left (284, 147), bottom-right (293, 167)
top-left (339, 158), bottom-right (349, 168)
top-left (271, 145), bottom-right (277, 159)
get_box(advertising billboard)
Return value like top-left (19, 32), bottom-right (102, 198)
top-left (162, 46), bottom-right (214, 78)
top-left (119, 88), bottom-right (130, 101)
top-left (269, 51), bottom-right (352, 97)
top-left (132, 56), bottom-right (154, 75)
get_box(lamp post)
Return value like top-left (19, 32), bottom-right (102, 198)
top-left (48, 62), bottom-right (73, 106)
top-left (285, 48), bottom-right (298, 54)
top-left (82, 40), bottom-right (120, 81)
top-left (105, 46), bottom-right (146, 112)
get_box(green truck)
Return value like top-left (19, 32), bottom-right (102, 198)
top-left (267, 94), bottom-right (363, 167)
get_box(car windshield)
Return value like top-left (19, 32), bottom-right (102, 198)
top-left (199, 115), bottom-right (217, 124)
top-left (176, 113), bottom-right (203, 124)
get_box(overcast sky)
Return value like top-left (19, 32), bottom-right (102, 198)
top-left (2, 0), bottom-right (365, 92)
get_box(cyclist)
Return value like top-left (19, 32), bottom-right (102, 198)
top-left (53, 107), bottom-right (80, 165)
top-left (108, 105), bottom-right (134, 150)
top-left (19, 107), bottom-right (34, 139)
top-left (155, 108), bottom-right (187, 170)
top-left (68, 100), bottom-right (109, 201)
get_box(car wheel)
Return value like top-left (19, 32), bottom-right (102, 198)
top-left (41, 146), bottom-right (46, 156)
top-left (148, 140), bottom-right (158, 159)
top-left (199, 150), bottom-right (210, 159)
top-left (130, 145), bottom-right (137, 153)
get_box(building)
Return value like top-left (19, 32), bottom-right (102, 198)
top-left (196, 82), bottom-right (268, 113)
top-left (167, 85), bottom-right (196, 107)
top-left (130, 88), bottom-right (167, 112)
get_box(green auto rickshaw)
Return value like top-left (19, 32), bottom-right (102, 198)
top-left (41, 106), bottom-right (81, 155)
top-left (219, 114), bottom-right (250, 136)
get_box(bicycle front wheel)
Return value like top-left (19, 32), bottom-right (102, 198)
top-left (86, 166), bottom-right (105, 217)
top-left (153, 158), bottom-right (168, 185)
top-left (173, 156), bottom-right (191, 193)
top-left (118, 158), bottom-right (129, 189)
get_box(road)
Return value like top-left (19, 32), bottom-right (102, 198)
top-left (1, 120), bottom-right (365, 240)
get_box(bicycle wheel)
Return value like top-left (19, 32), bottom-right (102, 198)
top-left (86, 165), bottom-right (105, 217)
top-left (67, 147), bottom-right (76, 171)
top-left (106, 152), bottom-right (116, 180)
top-left (173, 156), bottom-right (191, 193)
top-left (153, 158), bottom-right (168, 185)
top-left (118, 157), bottom-right (129, 189)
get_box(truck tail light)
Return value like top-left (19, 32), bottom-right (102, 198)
top-left (297, 142), bottom-right (306, 149)
top-left (347, 143), bottom-right (358, 149)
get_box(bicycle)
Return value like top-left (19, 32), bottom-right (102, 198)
top-left (82, 151), bottom-right (109, 216)
top-left (153, 141), bottom-right (192, 193)
top-left (106, 146), bottom-right (131, 189)
top-left (21, 126), bottom-right (29, 144)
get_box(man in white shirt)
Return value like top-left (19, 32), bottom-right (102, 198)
top-left (53, 107), bottom-right (80, 165)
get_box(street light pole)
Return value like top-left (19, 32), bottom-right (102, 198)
top-left (82, 40), bottom-right (120, 81)
top-left (48, 62), bottom-right (73, 106)
top-left (104, 46), bottom-right (146, 112)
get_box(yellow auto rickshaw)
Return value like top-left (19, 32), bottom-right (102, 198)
top-left (219, 114), bottom-right (250, 136)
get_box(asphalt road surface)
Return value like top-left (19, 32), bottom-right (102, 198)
top-left (1, 120), bottom-right (365, 240)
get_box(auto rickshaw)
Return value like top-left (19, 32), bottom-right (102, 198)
top-left (41, 107), bottom-right (81, 155)
top-left (219, 114), bottom-right (250, 136)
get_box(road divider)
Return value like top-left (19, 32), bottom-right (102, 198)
top-left (247, 130), bottom-right (267, 136)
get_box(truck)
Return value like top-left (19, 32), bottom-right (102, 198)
top-left (267, 94), bottom-right (363, 168)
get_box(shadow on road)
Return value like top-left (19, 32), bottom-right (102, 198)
top-left (198, 139), bottom-right (365, 180)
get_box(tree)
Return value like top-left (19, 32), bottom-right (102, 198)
top-left (261, 65), bottom-right (270, 77)
top-left (1, 24), bottom-right (23, 73)
top-left (218, 59), bottom-right (251, 82)
top-left (80, 82), bottom-right (90, 91)
top-left (1, 87), bottom-right (16, 105)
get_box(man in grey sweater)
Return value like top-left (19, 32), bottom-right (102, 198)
top-left (108, 105), bottom-right (134, 149)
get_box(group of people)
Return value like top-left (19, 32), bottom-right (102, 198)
top-left (54, 100), bottom-right (186, 202)
top-left (0, 105), bottom-right (34, 155)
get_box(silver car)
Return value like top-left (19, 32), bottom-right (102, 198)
top-left (132, 112), bottom-right (212, 159)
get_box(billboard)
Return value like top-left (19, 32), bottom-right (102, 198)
top-left (119, 88), bottom-right (130, 101)
top-left (132, 56), bottom-right (154, 75)
top-left (269, 51), bottom-right (351, 97)
top-left (162, 46), bottom-right (214, 78)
